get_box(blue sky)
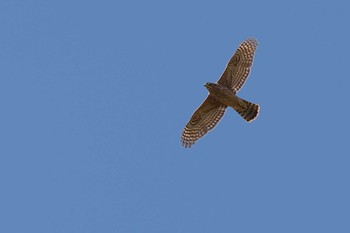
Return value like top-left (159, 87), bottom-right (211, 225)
top-left (1, 0), bottom-right (350, 232)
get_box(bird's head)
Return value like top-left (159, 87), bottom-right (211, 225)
top-left (204, 82), bottom-right (214, 90)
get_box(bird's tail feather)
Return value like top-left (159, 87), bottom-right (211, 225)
top-left (235, 98), bottom-right (260, 122)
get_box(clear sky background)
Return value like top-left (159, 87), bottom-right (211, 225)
top-left (1, 0), bottom-right (350, 232)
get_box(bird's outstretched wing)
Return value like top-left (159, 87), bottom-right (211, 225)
top-left (181, 96), bottom-right (226, 148)
top-left (217, 38), bottom-right (258, 93)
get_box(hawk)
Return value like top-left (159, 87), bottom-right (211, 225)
top-left (181, 38), bottom-right (260, 148)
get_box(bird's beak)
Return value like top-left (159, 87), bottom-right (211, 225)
top-left (204, 83), bottom-right (209, 89)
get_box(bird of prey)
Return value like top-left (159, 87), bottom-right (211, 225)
top-left (181, 38), bottom-right (260, 148)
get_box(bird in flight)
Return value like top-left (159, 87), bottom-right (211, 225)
top-left (181, 38), bottom-right (260, 148)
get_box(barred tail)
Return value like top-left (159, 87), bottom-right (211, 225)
top-left (235, 99), bottom-right (260, 122)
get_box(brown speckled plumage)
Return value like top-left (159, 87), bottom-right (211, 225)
top-left (181, 38), bottom-right (260, 148)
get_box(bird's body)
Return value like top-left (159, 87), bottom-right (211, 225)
top-left (204, 82), bottom-right (241, 108)
top-left (181, 38), bottom-right (260, 148)
top-left (204, 82), bottom-right (259, 122)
